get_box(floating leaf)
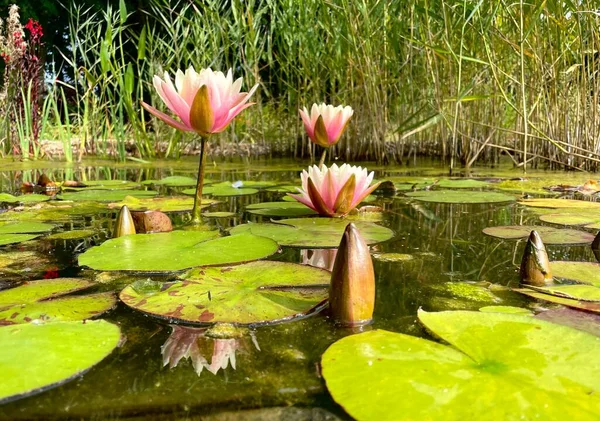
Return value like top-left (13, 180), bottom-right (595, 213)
top-left (0, 278), bottom-right (115, 325)
top-left (539, 212), bottom-right (600, 227)
top-left (79, 231), bottom-right (278, 272)
top-left (520, 198), bottom-right (600, 209)
top-left (0, 234), bottom-right (39, 246)
top-left (0, 221), bottom-right (55, 234)
top-left (482, 225), bottom-right (594, 245)
top-left (202, 211), bottom-right (236, 218)
top-left (515, 288), bottom-right (600, 313)
top-left (183, 182), bottom-right (259, 197)
top-left (436, 179), bottom-right (490, 188)
top-left (527, 284), bottom-right (600, 302)
top-left (62, 180), bottom-right (140, 190)
top-left (0, 201), bottom-right (109, 222)
top-left (479, 305), bottom-right (533, 315)
top-left (120, 261), bottom-right (328, 325)
top-left (0, 193), bottom-right (51, 204)
top-left (141, 176), bottom-right (197, 187)
top-left (405, 190), bottom-right (515, 204)
top-left (266, 185), bottom-right (299, 193)
top-left (322, 311), bottom-right (600, 421)
top-left (371, 252), bottom-right (414, 262)
top-left (46, 229), bottom-right (96, 241)
top-left (0, 320), bottom-right (121, 403)
top-left (229, 218), bottom-right (394, 248)
top-left (551, 261), bottom-right (600, 286)
top-left (245, 202), bottom-right (317, 217)
top-left (59, 189), bottom-right (158, 202)
top-left (108, 196), bottom-right (218, 212)
top-left (536, 307), bottom-right (600, 337)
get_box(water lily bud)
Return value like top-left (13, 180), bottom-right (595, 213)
top-left (113, 205), bottom-right (136, 238)
top-left (519, 230), bottom-right (552, 286)
top-left (593, 231), bottom-right (600, 263)
top-left (329, 223), bottom-right (375, 326)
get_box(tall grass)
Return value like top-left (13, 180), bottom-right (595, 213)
top-left (6, 0), bottom-right (599, 170)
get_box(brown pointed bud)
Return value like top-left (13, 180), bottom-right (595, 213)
top-left (113, 205), bottom-right (136, 238)
top-left (520, 230), bottom-right (552, 286)
top-left (593, 231), bottom-right (600, 263)
top-left (329, 223), bottom-right (375, 326)
top-left (131, 210), bottom-right (173, 234)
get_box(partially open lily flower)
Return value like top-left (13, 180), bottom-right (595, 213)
top-left (299, 103), bottom-right (354, 147)
top-left (141, 67), bottom-right (258, 137)
top-left (289, 164), bottom-right (380, 217)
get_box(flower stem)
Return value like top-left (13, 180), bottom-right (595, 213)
top-left (318, 149), bottom-right (327, 169)
top-left (191, 137), bottom-right (208, 224)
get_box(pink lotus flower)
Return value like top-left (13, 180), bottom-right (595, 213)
top-left (141, 67), bottom-right (258, 136)
top-left (289, 164), bottom-right (380, 217)
top-left (299, 103), bottom-right (354, 147)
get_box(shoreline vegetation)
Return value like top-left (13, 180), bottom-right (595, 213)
top-left (1, 1), bottom-right (600, 171)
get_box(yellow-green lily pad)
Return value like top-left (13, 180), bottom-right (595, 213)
top-left (119, 261), bottom-right (328, 325)
top-left (245, 202), bottom-right (317, 217)
top-left (0, 193), bottom-right (52, 204)
top-left (436, 179), bottom-right (490, 188)
top-left (482, 225), bottom-right (594, 245)
top-left (515, 288), bottom-right (600, 314)
top-left (141, 176), bottom-right (197, 187)
top-left (405, 190), bottom-right (515, 204)
top-left (108, 195), bottom-right (218, 212)
top-left (479, 305), bottom-right (533, 315)
top-left (229, 218), bottom-right (394, 248)
top-left (551, 261), bottom-right (600, 286)
top-left (322, 310), bottom-right (600, 421)
top-left (79, 231), bottom-right (278, 272)
top-left (0, 320), bottom-right (121, 403)
top-left (0, 278), bottom-right (115, 325)
top-left (527, 284), bottom-right (600, 302)
top-left (183, 182), bottom-right (258, 197)
top-left (520, 198), bottom-right (600, 209)
top-left (59, 189), bottom-right (157, 202)
top-left (539, 212), bottom-right (600, 227)
top-left (45, 229), bottom-right (96, 241)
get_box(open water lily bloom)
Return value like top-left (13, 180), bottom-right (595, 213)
top-left (290, 163), bottom-right (380, 217)
top-left (141, 67), bottom-right (258, 136)
top-left (300, 103), bottom-right (354, 147)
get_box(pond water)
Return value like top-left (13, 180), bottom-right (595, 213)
top-left (0, 157), bottom-right (596, 420)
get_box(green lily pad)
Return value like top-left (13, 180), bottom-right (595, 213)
top-left (0, 201), bottom-right (109, 222)
top-left (520, 198), bottom-right (600, 209)
top-left (45, 229), bottom-right (96, 240)
top-left (551, 261), bottom-right (600, 286)
top-left (141, 176), bottom-right (197, 187)
top-left (79, 231), bottom-right (278, 272)
top-left (120, 261), bottom-right (328, 325)
top-left (0, 278), bottom-right (115, 325)
top-left (482, 225), bottom-right (594, 245)
top-left (229, 218), bottom-right (394, 248)
top-left (322, 310), bottom-right (600, 421)
top-left (183, 182), bottom-right (258, 197)
top-left (266, 185), bottom-right (299, 193)
top-left (430, 282), bottom-right (501, 304)
top-left (0, 320), bottom-right (121, 403)
top-left (245, 202), bottom-right (318, 217)
top-left (108, 195), bottom-right (217, 212)
top-left (515, 288), bottom-right (600, 313)
top-left (539, 212), bottom-right (600, 227)
top-left (0, 221), bottom-right (55, 234)
top-left (527, 284), bottom-right (600, 302)
top-left (202, 211), bottom-right (236, 218)
top-left (436, 179), bottom-right (490, 188)
top-left (0, 193), bottom-right (52, 204)
top-left (371, 252), bottom-right (414, 262)
top-left (64, 180), bottom-right (140, 190)
top-left (405, 190), bottom-right (515, 204)
top-left (59, 189), bottom-right (157, 202)
top-left (479, 305), bottom-right (533, 315)
top-left (0, 234), bottom-right (39, 246)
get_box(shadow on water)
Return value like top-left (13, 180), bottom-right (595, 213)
top-left (0, 158), bottom-right (596, 420)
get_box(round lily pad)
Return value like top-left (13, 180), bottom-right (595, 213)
top-left (0, 193), bottom-right (51, 204)
top-left (0, 201), bottom-right (109, 223)
top-left (405, 190), bottom-right (515, 204)
top-left (482, 225), bottom-right (594, 245)
top-left (515, 288), bottom-right (600, 314)
top-left (479, 305), bottom-right (533, 315)
top-left (120, 261), bottom-right (329, 325)
top-left (322, 310), bottom-right (600, 421)
top-left (0, 278), bottom-right (115, 325)
top-left (266, 185), bottom-right (299, 193)
top-left (142, 176), bottom-right (197, 187)
top-left (79, 231), bottom-right (278, 272)
top-left (202, 211), bottom-right (236, 218)
top-left (551, 261), bottom-right (600, 286)
top-left (527, 284), bottom-right (600, 302)
top-left (183, 182), bottom-right (258, 197)
top-left (520, 198), bottom-right (600, 209)
top-left (229, 218), bottom-right (394, 248)
top-left (0, 320), bottom-right (121, 403)
top-left (539, 213), bottom-right (600, 227)
top-left (0, 234), bottom-right (40, 246)
top-left (64, 180), bottom-right (140, 190)
top-left (436, 179), bottom-right (490, 188)
top-left (46, 229), bottom-right (96, 240)
top-left (0, 221), bottom-right (55, 234)
top-left (371, 252), bottom-right (414, 262)
top-left (245, 202), bottom-right (318, 217)
top-left (59, 189), bottom-right (157, 202)
top-left (108, 196), bottom-right (218, 212)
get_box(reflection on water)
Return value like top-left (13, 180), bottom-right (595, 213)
top-left (161, 325), bottom-right (260, 376)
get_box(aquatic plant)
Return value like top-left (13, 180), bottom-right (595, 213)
top-left (519, 230), bottom-right (552, 287)
top-left (289, 163), bottom-right (380, 217)
top-left (299, 103), bottom-right (353, 166)
top-left (141, 67), bottom-right (257, 223)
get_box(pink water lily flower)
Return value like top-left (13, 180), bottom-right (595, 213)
top-left (299, 103), bottom-right (354, 147)
top-left (289, 163), bottom-right (380, 217)
top-left (141, 67), bottom-right (258, 136)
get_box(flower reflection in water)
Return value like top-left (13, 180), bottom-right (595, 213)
top-left (161, 324), bottom-right (260, 376)
top-left (301, 249), bottom-right (338, 272)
